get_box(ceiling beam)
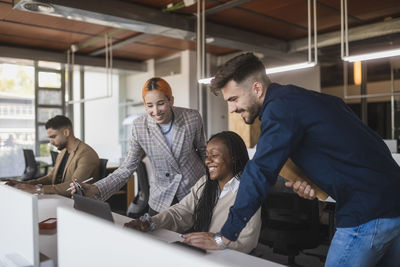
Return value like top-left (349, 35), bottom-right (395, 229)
top-left (89, 33), bottom-right (152, 56)
top-left (289, 17), bottom-right (400, 53)
top-left (0, 45), bottom-right (147, 71)
top-left (205, 0), bottom-right (251, 16)
top-left (13, 0), bottom-right (289, 56)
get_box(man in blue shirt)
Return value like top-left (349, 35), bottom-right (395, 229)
top-left (204, 53), bottom-right (400, 266)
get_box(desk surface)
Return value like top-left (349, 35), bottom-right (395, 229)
top-left (38, 195), bottom-right (283, 267)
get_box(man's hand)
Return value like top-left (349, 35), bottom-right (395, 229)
top-left (70, 180), bottom-right (100, 198)
top-left (13, 183), bottom-right (38, 194)
top-left (124, 219), bottom-right (150, 232)
top-left (182, 232), bottom-right (221, 250)
top-left (285, 180), bottom-right (316, 200)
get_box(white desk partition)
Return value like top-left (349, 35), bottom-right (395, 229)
top-left (57, 207), bottom-right (223, 267)
top-left (0, 185), bottom-right (39, 267)
top-left (57, 207), bottom-right (282, 267)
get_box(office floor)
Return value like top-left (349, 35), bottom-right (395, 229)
top-left (252, 242), bottom-right (329, 267)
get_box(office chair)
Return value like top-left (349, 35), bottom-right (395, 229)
top-left (127, 160), bottom-right (149, 218)
top-left (21, 149), bottom-right (46, 181)
top-left (259, 191), bottom-right (321, 266)
top-left (98, 158), bottom-right (108, 179)
top-left (50, 150), bottom-right (59, 166)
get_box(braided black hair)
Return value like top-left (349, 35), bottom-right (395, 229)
top-left (192, 131), bottom-right (249, 232)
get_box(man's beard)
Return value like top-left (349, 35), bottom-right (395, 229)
top-left (57, 142), bottom-right (67, 151)
top-left (241, 101), bottom-right (261, 125)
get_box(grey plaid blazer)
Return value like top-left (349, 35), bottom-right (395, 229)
top-left (95, 107), bottom-right (206, 212)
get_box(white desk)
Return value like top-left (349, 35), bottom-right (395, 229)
top-left (37, 195), bottom-right (283, 267)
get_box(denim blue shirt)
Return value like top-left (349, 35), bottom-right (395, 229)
top-left (221, 83), bottom-right (400, 241)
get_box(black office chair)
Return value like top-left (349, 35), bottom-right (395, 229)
top-left (127, 160), bottom-right (149, 218)
top-left (259, 191), bottom-right (321, 266)
top-left (98, 158), bottom-right (108, 179)
top-left (50, 150), bottom-right (59, 166)
top-left (21, 149), bottom-right (46, 181)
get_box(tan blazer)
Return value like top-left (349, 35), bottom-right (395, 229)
top-left (30, 139), bottom-right (99, 196)
top-left (96, 107), bottom-right (206, 212)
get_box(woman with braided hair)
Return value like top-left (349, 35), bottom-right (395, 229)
top-left (124, 131), bottom-right (261, 253)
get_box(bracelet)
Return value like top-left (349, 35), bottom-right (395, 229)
top-left (213, 232), bottom-right (227, 250)
top-left (36, 184), bottom-right (42, 195)
top-left (139, 213), bottom-right (156, 231)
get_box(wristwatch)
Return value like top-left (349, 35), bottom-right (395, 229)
top-left (36, 184), bottom-right (42, 195)
top-left (213, 232), bottom-right (227, 250)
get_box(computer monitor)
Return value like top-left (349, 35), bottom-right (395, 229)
top-left (0, 185), bottom-right (39, 266)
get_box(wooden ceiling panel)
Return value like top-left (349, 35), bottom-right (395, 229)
top-left (206, 44), bottom-right (237, 55)
top-left (318, 0), bottom-right (400, 22)
top-left (117, 42), bottom-right (179, 58)
top-left (239, 0), bottom-right (308, 28)
top-left (0, 21), bottom-right (94, 44)
top-left (0, 34), bottom-right (68, 50)
top-left (5, 10), bottom-right (112, 36)
top-left (0, 2), bottom-right (12, 19)
top-left (208, 8), bottom-right (306, 40)
top-left (112, 50), bottom-right (153, 61)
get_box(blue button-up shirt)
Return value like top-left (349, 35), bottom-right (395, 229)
top-left (221, 83), bottom-right (400, 241)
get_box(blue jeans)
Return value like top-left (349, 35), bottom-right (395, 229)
top-left (325, 216), bottom-right (400, 267)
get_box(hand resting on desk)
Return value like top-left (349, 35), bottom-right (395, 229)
top-left (182, 232), bottom-right (221, 251)
top-left (8, 182), bottom-right (38, 194)
top-left (124, 219), bottom-right (150, 232)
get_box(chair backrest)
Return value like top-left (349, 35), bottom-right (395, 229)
top-left (262, 192), bottom-right (319, 227)
top-left (98, 158), bottom-right (108, 179)
top-left (136, 160), bottom-right (149, 202)
top-left (259, 191), bottom-right (321, 260)
top-left (50, 150), bottom-right (59, 166)
top-left (21, 149), bottom-right (38, 181)
top-left (126, 160), bottom-right (150, 218)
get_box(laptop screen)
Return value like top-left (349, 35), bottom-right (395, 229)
top-left (73, 194), bottom-right (114, 223)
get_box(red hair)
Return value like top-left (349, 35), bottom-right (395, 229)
top-left (142, 77), bottom-right (173, 101)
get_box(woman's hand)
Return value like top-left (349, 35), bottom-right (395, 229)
top-left (70, 180), bottom-right (100, 198)
top-left (124, 219), bottom-right (150, 232)
top-left (182, 232), bottom-right (220, 250)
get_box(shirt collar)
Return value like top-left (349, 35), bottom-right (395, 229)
top-left (219, 174), bottom-right (241, 199)
top-left (259, 82), bottom-right (280, 120)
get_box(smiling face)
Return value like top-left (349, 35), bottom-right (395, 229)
top-left (144, 90), bottom-right (174, 124)
top-left (205, 137), bottom-right (233, 183)
top-left (221, 80), bottom-right (263, 124)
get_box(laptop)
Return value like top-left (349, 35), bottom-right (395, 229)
top-left (73, 194), bottom-right (114, 223)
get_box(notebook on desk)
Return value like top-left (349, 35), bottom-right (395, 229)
top-left (73, 194), bottom-right (114, 223)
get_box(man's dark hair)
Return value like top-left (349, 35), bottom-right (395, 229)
top-left (192, 131), bottom-right (249, 232)
top-left (45, 115), bottom-right (73, 130)
top-left (210, 52), bottom-right (268, 95)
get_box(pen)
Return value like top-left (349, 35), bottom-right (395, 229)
top-left (66, 177), bottom-right (94, 191)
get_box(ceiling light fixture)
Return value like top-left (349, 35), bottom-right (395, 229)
top-left (198, 62), bottom-right (317, 84)
top-left (343, 48), bottom-right (400, 62)
top-left (20, 1), bottom-right (55, 13)
top-left (198, 0), bottom-right (318, 85)
top-left (341, 0), bottom-right (400, 62)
